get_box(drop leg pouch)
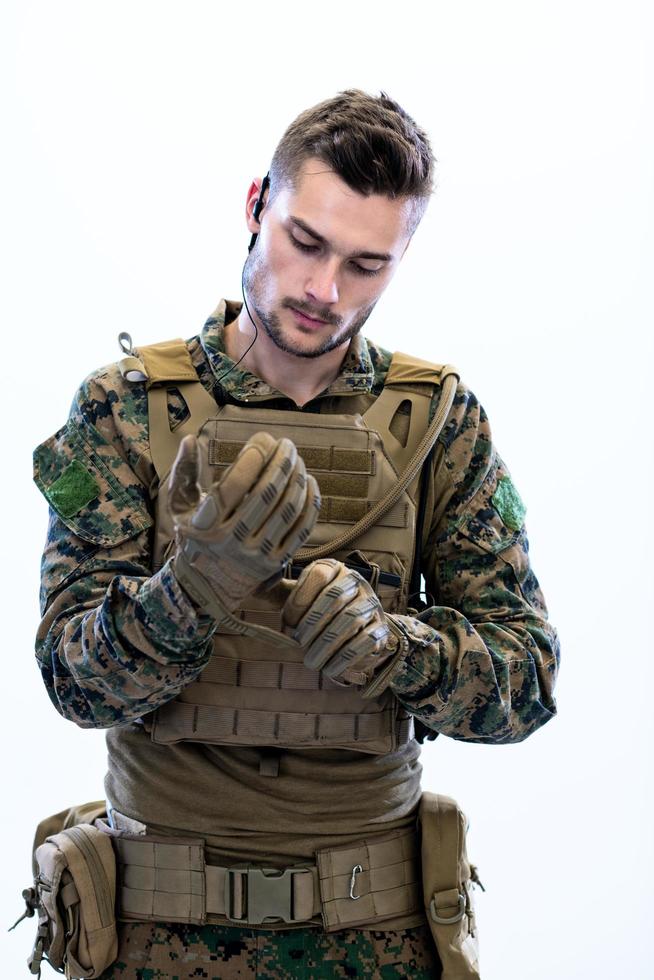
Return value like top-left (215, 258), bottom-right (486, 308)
top-left (418, 792), bottom-right (481, 979)
top-left (21, 802), bottom-right (117, 979)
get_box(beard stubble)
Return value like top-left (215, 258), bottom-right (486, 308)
top-left (242, 248), bottom-right (377, 359)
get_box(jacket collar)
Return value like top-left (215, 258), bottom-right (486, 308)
top-left (199, 299), bottom-right (377, 402)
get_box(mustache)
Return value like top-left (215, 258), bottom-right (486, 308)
top-left (283, 299), bottom-right (341, 326)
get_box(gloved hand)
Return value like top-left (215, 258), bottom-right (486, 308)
top-left (281, 558), bottom-right (411, 697)
top-left (169, 431), bottom-right (320, 616)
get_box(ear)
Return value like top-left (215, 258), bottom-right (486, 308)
top-left (245, 177), bottom-right (268, 234)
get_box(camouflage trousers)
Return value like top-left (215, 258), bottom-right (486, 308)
top-left (98, 920), bottom-right (442, 979)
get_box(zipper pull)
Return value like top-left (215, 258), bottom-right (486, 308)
top-left (8, 887), bottom-right (38, 931)
top-left (470, 864), bottom-right (486, 891)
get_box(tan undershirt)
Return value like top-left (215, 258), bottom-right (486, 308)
top-left (105, 724), bottom-right (427, 931)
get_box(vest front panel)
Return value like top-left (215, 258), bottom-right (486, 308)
top-left (149, 400), bottom-right (425, 754)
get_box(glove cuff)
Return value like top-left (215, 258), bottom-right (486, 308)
top-left (173, 551), bottom-right (300, 652)
top-left (359, 615), bottom-right (412, 700)
top-left (172, 550), bottom-right (235, 624)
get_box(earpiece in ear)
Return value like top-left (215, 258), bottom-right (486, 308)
top-left (248, 172), bottom-right (270, 253)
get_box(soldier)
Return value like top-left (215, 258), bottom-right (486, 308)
top-left (32, 89), bottom-right (559, 978)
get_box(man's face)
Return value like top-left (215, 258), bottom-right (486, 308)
top-left (242, 158), bottom-right (414, 359)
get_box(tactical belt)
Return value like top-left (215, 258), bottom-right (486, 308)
top-left (98, 814), bottom-right (422, 933)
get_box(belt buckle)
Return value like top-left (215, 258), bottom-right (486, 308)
top-left (224, 865), bottom-right (307, 925)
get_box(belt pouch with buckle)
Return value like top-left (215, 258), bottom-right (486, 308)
top-left (99, 816), bottom-right (423, 933)
top-left (418, 792), bottom-right (482, 978)
top-left (16, 804), bottom-right (117, 980)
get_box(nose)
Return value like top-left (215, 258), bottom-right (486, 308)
top-left (305, 257), bottom-right (340, 306)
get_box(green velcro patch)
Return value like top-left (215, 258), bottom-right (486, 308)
top-left (45, 459), bottom-right (100, 518)
top-left (492, 476), bottom-right (526, 530)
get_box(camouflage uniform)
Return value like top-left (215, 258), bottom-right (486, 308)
top-left (33, 298), bottom-right (560, 978)
top-left (100, 921), bottom-right (440, 978)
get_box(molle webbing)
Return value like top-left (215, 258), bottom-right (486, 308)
top-left (133, 339), bottom-right (454, 756)
top-left (150, 627), bottom-right (415, 754)
top-left (209, 442), bottom-right (374, 474)
top-left (208, 438), bottom-right (406, 527)
top-left (151, 691), bottom-right (414, 752)
top-left (296, 363), bottom-right (459, 563)
top-left (148, 400), bottom-right (422, 756)
top-left (100, 818), bottom-right (421, 932)
top-left (210, 439), bottom-right (373, 504)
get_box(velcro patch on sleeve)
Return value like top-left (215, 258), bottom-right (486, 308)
top-left (45, 459), bottom-right (100, 518)
top-left (34, 416), bottom-right (153, 545)
top-left (492, 476), bottom-right (526, 530)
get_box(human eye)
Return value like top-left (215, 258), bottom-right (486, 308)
top-left (350, 262), bottom-right (383, 277)
top-left (289, 232), bottom-right (319, 254)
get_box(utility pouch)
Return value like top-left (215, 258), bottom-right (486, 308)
top-left (418, 792), bottom-right (482, 979)
top-left (16, 802), bottom-right (117, 979)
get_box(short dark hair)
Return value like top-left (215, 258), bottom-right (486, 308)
top-left (268, 89), bottom-right (435, 236)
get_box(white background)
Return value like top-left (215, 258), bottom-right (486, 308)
top-left (2, 1), bottom-right (652, 977)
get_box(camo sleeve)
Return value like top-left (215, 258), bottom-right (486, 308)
top-left (388, 383), bottom-right (560, 744)
top-left (33, 367), bottom-right (216, 729)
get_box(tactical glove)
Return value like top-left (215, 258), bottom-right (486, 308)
top-left (169, 431), bottom-right (321, 617)
top-left (281, 558), bottom-right (413, 698)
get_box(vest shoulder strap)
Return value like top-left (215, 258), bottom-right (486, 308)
top-left (384, 350), bottom-right (444, 387)
top-left (362, 351), bottom-right (444, 474)
top-left (136, 338), bottom-right (199, 387)
top-left (124, 337), bottom-right (218, 481)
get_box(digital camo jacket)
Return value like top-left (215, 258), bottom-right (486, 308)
top-left (34, 299), bottom-right (560, 747)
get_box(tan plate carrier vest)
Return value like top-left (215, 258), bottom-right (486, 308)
top-left (122, 340), bottom-right (449, 764)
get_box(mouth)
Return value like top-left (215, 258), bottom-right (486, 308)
top-left (288, 305), bottom-right (330, 329)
